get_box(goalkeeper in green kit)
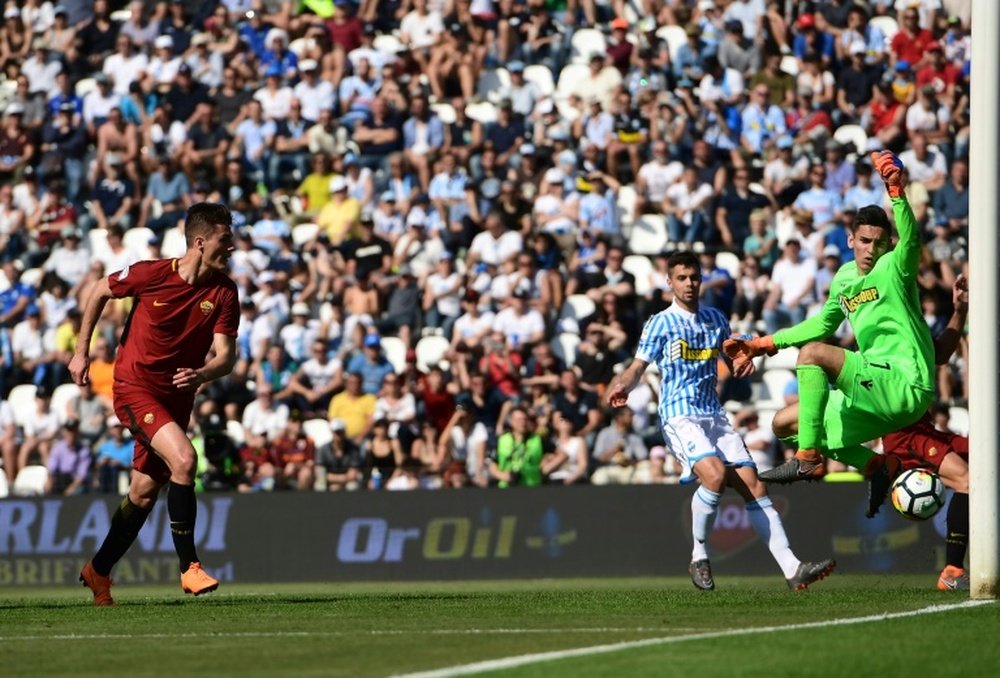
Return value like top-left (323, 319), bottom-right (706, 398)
top-left (724, 152), bottom-right (934, 517)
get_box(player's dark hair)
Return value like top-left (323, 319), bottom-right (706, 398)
top-left (667, 251), bottom-right (700, 272)
top-left (853, 205), bottom-right (892, 233)
top-left (185, 202), bottom-right (233, 246)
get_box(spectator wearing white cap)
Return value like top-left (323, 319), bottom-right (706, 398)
top-left (241, 382), bottom-right (290, 452)
top-left (95, 415), bottom-right (132, 494)
top-left (423, 253), bottom-right (462, 339)
top-left (146, 34), bottom-right (181, 86)
top-left (279, 302), bottom-right (320, 363)
top-left (288, 337), bottom-right (344, 417)
top-left (293, 59), bottom-right (335, 123)
top-left (22, 37), bottom-right (62, 98)
top-left (185, 32), bottom-right (224, 89)
top-left (251, 270), bottom-right (290, 334)
top-left (43, 227), bottom-right (89, 288)
top-left (393, 206), bottom-right (446, 281)
top-left (467, 210), bottom-right (523, 270)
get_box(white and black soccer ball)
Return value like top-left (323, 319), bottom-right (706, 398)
top-left (890, 468), bottom-right (946, 521)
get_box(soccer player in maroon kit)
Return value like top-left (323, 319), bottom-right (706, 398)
top-left (71, 203), bottom-right (239, 605)
top-left (882, 275), bottom-right (970, 590)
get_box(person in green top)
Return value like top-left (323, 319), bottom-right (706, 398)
top-left (724, 152), bottom-right (933, 517)
top-left (489, 406), bottom-right (544, 488)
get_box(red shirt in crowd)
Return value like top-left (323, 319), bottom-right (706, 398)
top-left (109, 258), bottom-right (239, 395)
top-left (891, 29), bottom-right (934, 67)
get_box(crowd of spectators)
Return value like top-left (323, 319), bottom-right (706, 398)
top-left (0, 0), bottom-right (972, 495)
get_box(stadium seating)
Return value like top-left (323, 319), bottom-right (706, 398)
top-left (88, 228), bottom-right (112, 262)
top-left (622, 254), bottom-right (653, 297)
top-left (288, 37), bottom-right (316, 58)
top-left (464, 100), bottom-right (498, 124)
top-left (50, 383), bottom-right (80, 425)
top-left (123, 226), bottom-right (154, 260)
top-left (551, 332), bottom-right (581, 366)
top-left (780, 55), bottom-right (799, 76)
top-left (20, 267), bottom-right (43, 288)
top-left (476, 68), bottom-right (510, 102)
top-left (948, 406), bottom-right (969, 436)
top-left (762, 346), bottom-right (799, 371)
top-left (7, 384), bottom-right (37, 428)
top-left (570, 28), bottom-right (607, 64)
top-left (628, 214), bottom-right (669, 255)
top-left (414, 335), bottom-right (449, 372)
top-left (655, 25), bottom-right (688, 62)
top-left (431, 102), bottom-right (457, 124)
top-left (12, 465), bottom-right (48, 497)
top-left (715, 251), bottom-right (741, 280)
top-left (381, 336), bottom-right (408, 374)
top-left (0, 472), bottom-right (7, 498)
top-left (869, 15), bottom-right (899, 41)
top-left (226, 418), bottom-right (246, 447)
top-left (834, 124), bottom-right (870, 155)
top-left (522, 65), bottom-right (556, 98)
top-left (292, 223), bottom-right (320, 247)
top-left (616, 184), bottom-right (637, 233)
top-left (555, 63), bottom-right (592, 100)
top-left (74, 77), bottom-right (97, 98)
top-left (372, 33), bottom-right (405, 55)
top-left (559, 294), bottom-right (596, 322)
top-left (303, 418), bottom-right (334, 450)
top-left (760, 369), bottom-right (795, 409)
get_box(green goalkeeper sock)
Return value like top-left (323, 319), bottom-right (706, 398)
top-left (825, 444), bottom-right (875, 469)
top-left (796, 365), bottom-right (829, 451)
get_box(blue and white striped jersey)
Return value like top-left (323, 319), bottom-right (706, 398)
top-left (635, 303), bottom-right (730, 420)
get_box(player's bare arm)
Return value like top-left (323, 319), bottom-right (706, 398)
top-left (68, 277), bottom-right (114, 387)
top-left (934, 274), bottom-right (968, 365)
top-left (604, 358), bottom-right (648, 408)
top-left (173, 333), bottom-right (238, 391)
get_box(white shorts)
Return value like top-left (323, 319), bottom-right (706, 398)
top-left (661, 412), bottom-right (755, 484)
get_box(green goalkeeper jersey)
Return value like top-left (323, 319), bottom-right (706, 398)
top-left (772, 197), bottom-right (935, 393)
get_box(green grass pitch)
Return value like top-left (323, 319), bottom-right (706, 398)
top-left (1, 575), bottom-right (998, 677)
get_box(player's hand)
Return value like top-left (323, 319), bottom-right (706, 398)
top-left (870, 151), bottom-right (905, 198)
top-left (605, 383), bottom-right (629, 408)
top-left (722, 334), bottom-right (776, 374)
top-left (953, 274), bottom-right (968, 314)
top-left (68, 353), bottom-right (90, 386)
top-left (173, 367), bottom-right (204, 391)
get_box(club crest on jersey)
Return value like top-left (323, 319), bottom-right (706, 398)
top-left (838, 286), bottom-right (879, 314)
top-left (143, 412), bottom-right (154, 425)
top-left (670, 339), bottom-right (718, 362)
top-left (199, 299), bottom-right (215, 316)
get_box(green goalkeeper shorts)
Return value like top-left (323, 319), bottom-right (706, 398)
top-left (822, 350), bottom-right (935, 450)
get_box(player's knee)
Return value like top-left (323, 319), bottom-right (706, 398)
top-left (698, 465), bottom-right (726, 492)
top-left (171, 453), bottom-right (198, 481)
top-left (797, 342), bottom-right (826, 366)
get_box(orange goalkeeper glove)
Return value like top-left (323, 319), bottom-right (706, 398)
top-left (871, 151), bottom-right (905, 199)
top-left (722, 334), bottom-right (777, 374)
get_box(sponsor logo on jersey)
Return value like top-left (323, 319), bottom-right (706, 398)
top-left (200, 299), bottom-right (215, 316)
top-left (838, 286), bottom-right (879, 314)
top-left (117, 264), bottom-right (130, 281)
top-left (669, 338), bottom-right (718, 362)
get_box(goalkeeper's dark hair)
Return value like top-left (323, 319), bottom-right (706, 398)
top-left (185, 202), bottom-right (233, 246)
top-left (853, 205), bottom-right (891, 233)
top-left (667, 250), bottom-right (700, 272)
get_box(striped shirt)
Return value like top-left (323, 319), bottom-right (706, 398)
top-left (635, 304), bottom-right (730, 420)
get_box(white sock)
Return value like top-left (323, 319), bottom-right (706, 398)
top-left (747, 496), bottom-right (800, 579)
top-left (691, 486), bottom-right (721, 561)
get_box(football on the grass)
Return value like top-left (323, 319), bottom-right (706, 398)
top-left (890, 468), bottom-right (946, 521)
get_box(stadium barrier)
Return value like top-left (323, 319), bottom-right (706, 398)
top-left (0, 485), bottom-right (949, 586)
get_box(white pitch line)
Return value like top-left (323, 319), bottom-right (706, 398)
top-left (394, 600), bottom-right (995, 678)
top-left (0, 627), bottom-right (693, 642)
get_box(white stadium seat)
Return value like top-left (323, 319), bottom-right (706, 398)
top-left (380, 336), bottom-right (408, 374)
top-left (8, 384), bottom-right (37, 428)
top-left (303, 418), bottom-right (333, 449)
top-left (373, 33), bottom-right (405, 54)
top-left (226, 419), bottom-right (246, 447)
top-left (477, 68), bottom-right (510, 102)
top-left (292, 222), bottom-right (320, 247)
top-left (50, 383), bottom-right (80, 425)
top-left (414, 335), bottom-right (450, 372)
top-left (559, 294), bottom-right (596, 322)
top-left (13, 466), bottom-right (49, 497)
top-left (833, 124), bottom-right (870, 154)
top-left (0, 472), bottom-right (8, 498)
top-left (288, 37), bottom-right (316, 58)
top-left (551, 333), bottom-right (581, 366)
top-left (20, 267), bottom-right (43, 288)
top-left (715, 251), bottom-right (741, 280)
top-left (523, 65), bottom-right (556, 97)
top-left (780, 55), bottom-right (799, 76)
top-left (762, 346), bottom-right (799, 371)
top-left (948, 407), bottom-right (969, 437)
top-left (123, 226), bottom-right (154, 260)
top-left (75, 77), bottom-right (97, 98)
top-left (464, 100), bottom-right (498, 124)
top-left (570, 28), bottom-right (607, 64)
top-left (628, 214), bottom-right (668, 255)
top-left (869, 15), bottom-right (899, 42)
top-left (431, 102), bottom-right (457, 125)
top-left (761, 369), bottom-right (795, 408)
top-left (622, 254), bottom-right (653, 297)
top-left (655, 25), bottom-right (688, 62)
top-left (88, 228), bottom-right (111, 259)
top-left (555, 63), bottom-right (591, 99)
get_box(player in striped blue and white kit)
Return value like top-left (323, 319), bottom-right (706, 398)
top-left (604, 252), bottom-right (835, 591)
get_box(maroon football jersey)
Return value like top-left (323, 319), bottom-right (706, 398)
top-left (108, 259), bottom-right (239, 394)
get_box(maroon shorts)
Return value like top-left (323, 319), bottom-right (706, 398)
top-left (113, 381), bottom-right (194, 485)
top-left (882, 413), bottom-right (969, 472)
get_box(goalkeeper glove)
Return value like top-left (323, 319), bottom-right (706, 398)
top-left (722, 334), bottom-right (777, 374)
top-left (871, 151), bottom-right (904, 199)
